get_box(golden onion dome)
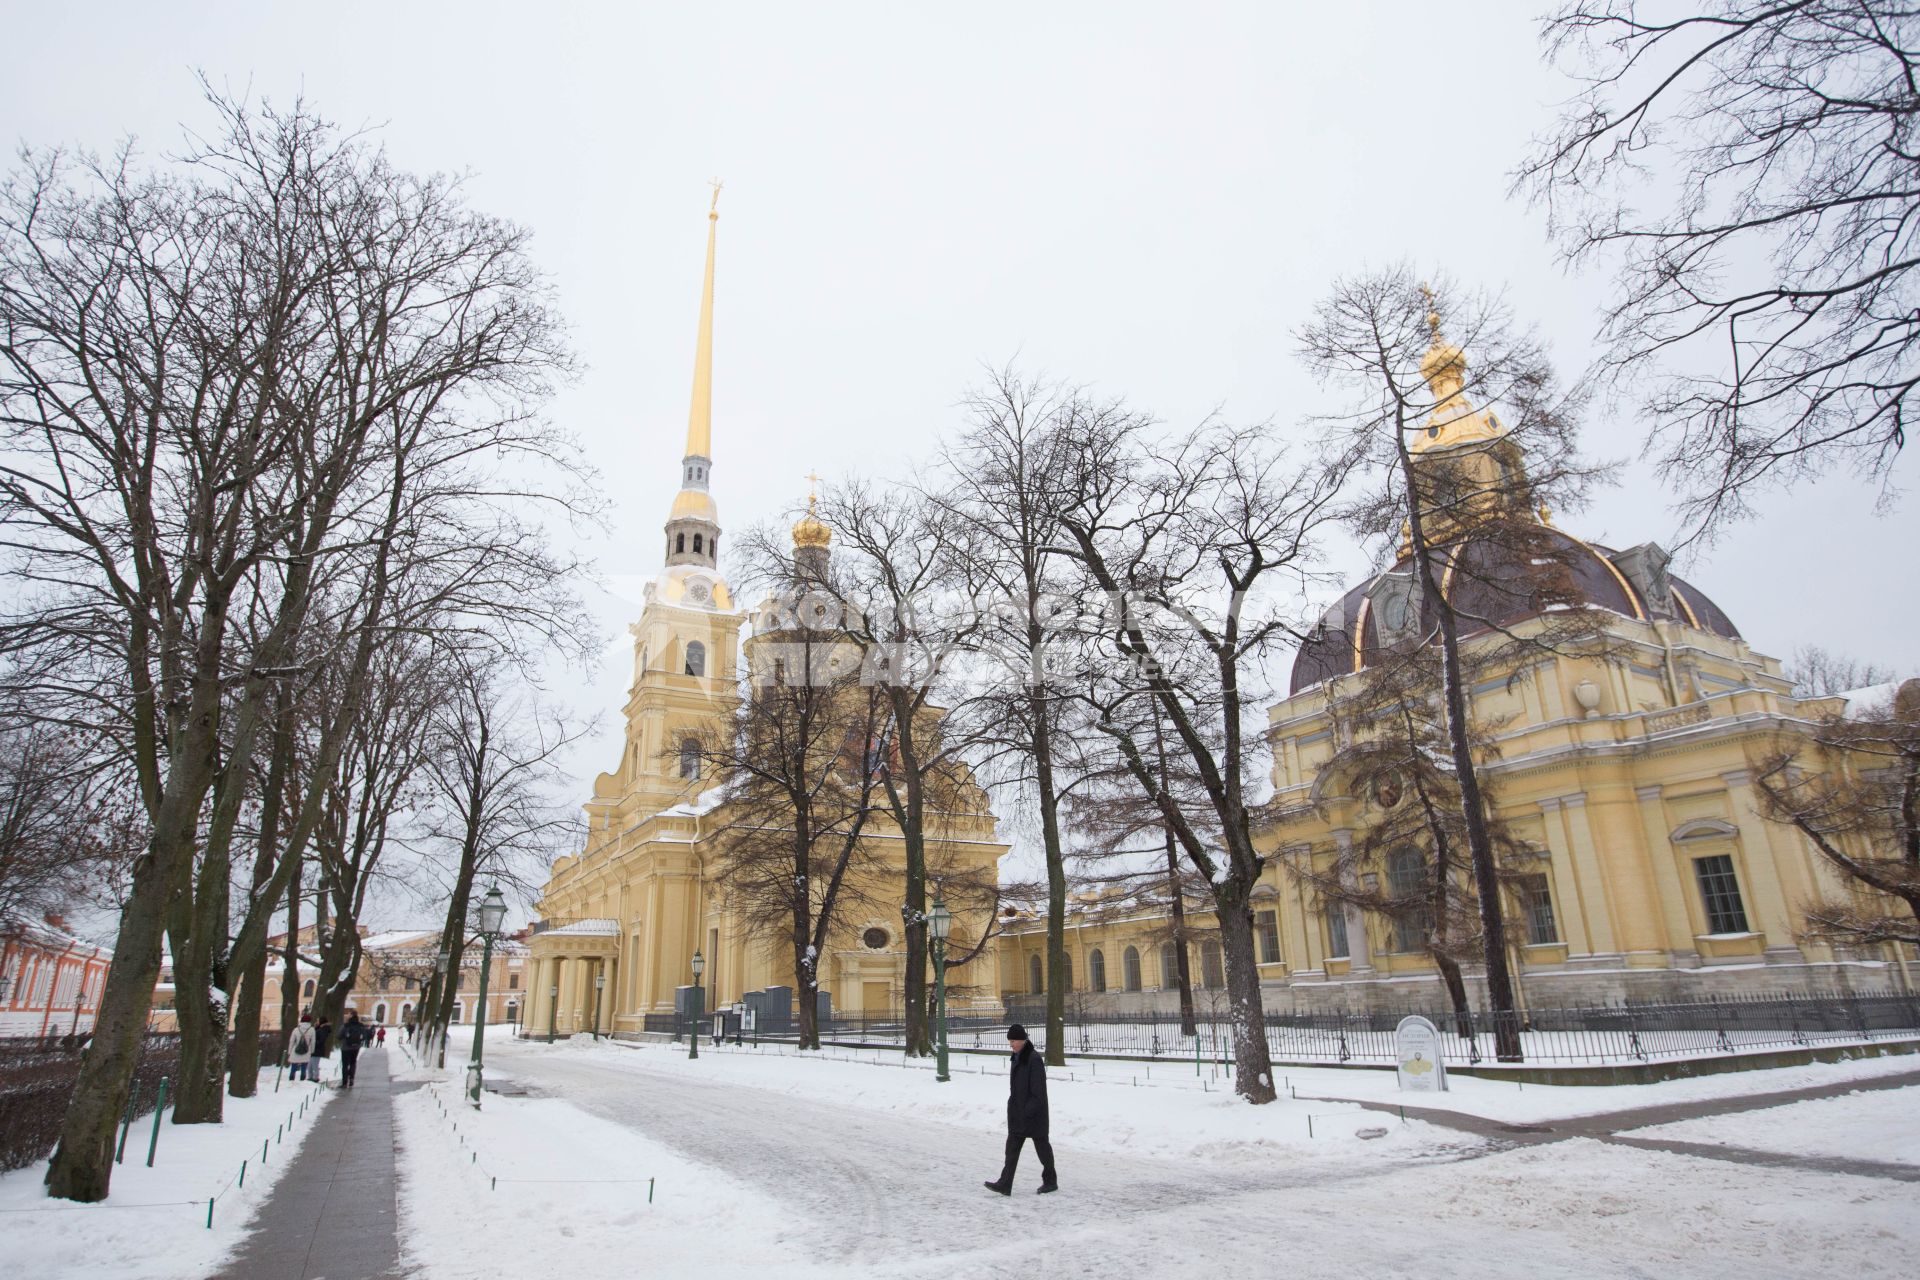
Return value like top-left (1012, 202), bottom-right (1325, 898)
top-left (792, 499), bottom-right (831, 549)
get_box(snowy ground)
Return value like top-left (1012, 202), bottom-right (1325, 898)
top-left (1623, 1085), bottom-right (1920, 1167)
top-left (378, 1035), bottom-right (1920, 1279)
top-left (0, 1067), bottom-right (332, 1280)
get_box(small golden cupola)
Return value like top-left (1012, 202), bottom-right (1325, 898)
top-left (792, 476), bottom-right (831, 581)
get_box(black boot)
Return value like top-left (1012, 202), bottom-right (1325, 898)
top-left (1038, 1175), bottom-right (1058, 1194)
top-left (983, 1180), bottom-right (1012, 1196)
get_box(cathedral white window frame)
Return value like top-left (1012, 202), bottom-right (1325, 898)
top-left (684, 640), bottom-right (706, 677)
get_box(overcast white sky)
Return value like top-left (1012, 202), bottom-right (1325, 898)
top-left (7, 2), bottom-right (1915, 910)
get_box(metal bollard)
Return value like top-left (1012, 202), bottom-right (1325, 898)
top-left (116, 1090), bottom-right (135, 1165)
top-left (146, 1076), bottom-right (168, 1167)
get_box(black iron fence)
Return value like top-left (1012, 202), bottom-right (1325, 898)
top-left (735, 991), bottom-right (1920, 1068)
top-left (0, 1031), bottom-right (282, 1173)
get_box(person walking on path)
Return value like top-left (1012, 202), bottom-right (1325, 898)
top-left (287, 1015), bottom-right (316, 1081)
top-left (312, 1016), bottom-right (334, 1082)
top-left (376, 1025), bottom-right (386, 1047)
top-left (984, 1023), bottom-right (1057, 1196)
top-left (339, 1011), bottom-right (371, 1087)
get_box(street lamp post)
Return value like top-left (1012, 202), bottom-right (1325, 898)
top-left (592, 972), bottom-right (605, 1041)
top-left (928, 896), bottom-right (953, 1084)
top-left (689, 950), bottom-right (705, 1061)
top-left (548, 984), bottom-right (559, 1041)
top-left (466, 885), bottom-right (508, 1109)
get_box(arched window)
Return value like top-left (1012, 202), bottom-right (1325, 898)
top-left (1027, 953), bottom-right (1043, 995)
top-left (1089, 949), bottom-right (1107, 993)
top-left (1388, 847), bottom-right (1430, 952)
top-left (303, 979), bottom-right (315, 998)
top-left (710, 533), bottom-right (719, 559)
top-left (684, 640), bottom-right (706, 677)
top-left (676, 532), bottom-right (686, 554)
top-left (693, 533), bottom-right (704, 554)
top-left (1201, 939), bottom-right (1224, 989)
top-left (401, 1003), bottom-right (413, 1021)
top-left (374, 1003), bottom-right (388, 1023)
top-left (1160, 943), bottom-right (1180, 990)
top-left (1123, 946), bottom-right (1142, 992)
top-left (451, 1002), bottom-right (464, 1024)
top-left (1060, 952), bottom-right (1073, 993)
top-left (680, 738), bottom-right (701, 779)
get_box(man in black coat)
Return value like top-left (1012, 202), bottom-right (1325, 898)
top-left (337, 1011), bottom-right (372, 1087)
top-left (985, 1024), bottom-right (1058, 1195)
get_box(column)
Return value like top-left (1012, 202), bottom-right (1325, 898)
top-left (1632, 785), bottom-right (1697, 957)
top-left (599, 956), bottom-right (618, 1033)
top-left (1536, 798), bottom-right (1595, 956)
top-left (1721, 770), bottom-right (1799, 953)
top-left (1333, 830), bottom-right (1372, 974)
top-left (1557, 794), bottom-right (1621, 956)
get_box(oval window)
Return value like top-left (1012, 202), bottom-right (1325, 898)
top-left (862, 927), bottom-right (889, 950)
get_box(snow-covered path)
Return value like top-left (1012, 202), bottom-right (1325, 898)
top-left (500, 1047), bottom-right (1384, 1274)
top-left (484, 1039), bottom-right (1920, 1279)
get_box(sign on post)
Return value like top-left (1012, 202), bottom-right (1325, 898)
top-left (1394, 1015), bottom-right (1448, 1092)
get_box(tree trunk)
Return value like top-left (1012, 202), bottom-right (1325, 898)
top-left (1029, 688), bottom-right (1069, 1068)
top-left (1164, 828), bottom-right (1197, 1037)
top-left (1432, 950), bottom-right (1474, 1025)
top-left (276, 854), bottom-right (304, 1061)
top-left (41, 844), bottom-right (179, 1200)
top-left (896, 721), bottom-right (931, 1057)
top-left (1399, 443), bottom-right (1523, 1062)
top-left (1212, 886), bottom-right (1277, 1103)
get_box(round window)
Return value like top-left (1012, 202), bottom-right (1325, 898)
top-left (862, 927), bottom-right (889, 950)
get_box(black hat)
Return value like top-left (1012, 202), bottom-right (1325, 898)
top-left (1006, 1023), bottom-right (1028, 1042)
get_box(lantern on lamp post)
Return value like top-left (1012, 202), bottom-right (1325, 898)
top-left (928, 896), bottom-right (953, 1084)
top-left (689, 950), bottom-right (705, 1061)
top-left (465, 885), bottom-right (508, 1109)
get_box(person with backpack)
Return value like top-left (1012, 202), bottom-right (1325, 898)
top-left (338, 1010), bottom-right (372, 1087)
top-left (287, 1015), bottom-right (316, 1081)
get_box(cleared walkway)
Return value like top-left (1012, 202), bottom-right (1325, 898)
top-left (216, 1048), bottom-right (409, 1280)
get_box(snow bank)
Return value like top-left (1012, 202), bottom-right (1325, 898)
top-left (1622, 1085), bottom-right (1920, 1165)
top-left (0, 1068), bottom-right (332, 1280)
top-left (392, 1080), bottom-right (829, 1280)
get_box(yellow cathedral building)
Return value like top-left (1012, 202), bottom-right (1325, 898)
top-left (525, 196), bottom-right (1006, 1036)
top-left (996, 314), bottom-right (1913, 1017)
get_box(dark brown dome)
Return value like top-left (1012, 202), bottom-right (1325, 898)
top-left (1289, 526), bottom-right (1740, 695)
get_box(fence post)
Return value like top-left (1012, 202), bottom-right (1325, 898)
top-left (146, 1076), bottom-right (168, 1167)
top-left (115, 1089), bottom-right (135, 1164)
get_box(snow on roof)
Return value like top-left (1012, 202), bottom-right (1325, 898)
top-left (361, 930), bottom-right (439, 950)
top-left (541, 918), bottom-right (620, 937)
top-left (657, 785), bottom-right (729, 819)
top-left (1837, 682), bottom-right (1900, 718)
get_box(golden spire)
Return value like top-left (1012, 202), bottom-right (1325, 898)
top-left (1410, 280), bottom-right (1504, 455)
top-left (683, 180), bottom-right (721, 461)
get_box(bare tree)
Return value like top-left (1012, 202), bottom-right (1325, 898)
top-left (702, 602), bottom-right (892, 1051)
top-left (1297, 268), bottom-right (1610, 1060)
top-left (0, 718), bottom-right (136, 934)
top-left (1521, 1), bottom-right (1920, 537)
top-left (798, 479), bottom-right (987, 1056)
top-left (412, 659), bottom-right (586, 1070)
top-left (1044, 400), bottom-right (1346, 1104)
top-left (1753, 679), bottom-right (1920, 951)
top-left (1785, 645), bottom-right (1902, 698)
top-left (1, 89), bottom-right (587, 1198)
top-left (937, 370), bottom-right (1093, 1066)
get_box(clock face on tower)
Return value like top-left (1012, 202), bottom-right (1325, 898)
top-left (686, 579), bottom-right (712, 605)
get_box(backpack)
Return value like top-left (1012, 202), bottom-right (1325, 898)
top-left (292, 1025), bottom-right (314, 1055)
